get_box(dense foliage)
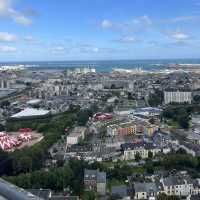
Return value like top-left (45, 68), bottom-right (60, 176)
top-left (77, 104), bottom-right (98, 126)
top-left (1, 106), bottom-right (79, 176)
top-left (162, 105), bottom-right (192, 129)
top-left (148, 89), bottom-right (164, 107)
top-left (3, 150), bottom-right (200, 196)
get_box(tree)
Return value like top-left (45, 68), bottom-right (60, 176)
top-left (104, 105), bottom-right (113, 113)
top-left (0, 124), bottom-right (5, 132)
top-left (111, 84), bottom-right (116, 89)
top-left (146, 162), bottom-right (154, 174)
top-left (178, 115), bottom-right (190, 129)
top-left (148, 151), bottom-right (153, 159)
top-left (149, 118), bottom-right (155, 124)
top-left (0, 100), bottom-right (10, 108)
top-left (82, 191), bottom-right (96, 200)
top-left (162, 106), bottom-right (191, 129)
top-left (193, 95), bottom-right (200, 103)
top-left (128, 92), bottom-right (134, 100)
top-left (77, 110), bottom-right (91, 126)
top-left (135, 152), bottom-right (141, 162)
top-left (148, 89), bottom-right (164, 107)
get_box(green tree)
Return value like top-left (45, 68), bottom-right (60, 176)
top-left (148, 89), bottom-right (164, 107)
top-left (104, 105), bottom-right (113, 113)
top-left (82, 191), bottom-right (96, 200)
top-left (135, 152), bottom-right (141, 162)
top-left (148, 151), bottom-right (153, 159)
top-left (0, 124), bottom-right (5, 131)
top-left (193, 95), bottom-right (200, 103)
top-left (0, 100), bottom-right (10, 108)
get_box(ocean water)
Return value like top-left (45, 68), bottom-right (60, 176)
top-left (1, 59), bottom-right (200, 72)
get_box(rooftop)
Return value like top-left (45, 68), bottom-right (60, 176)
top-left (11, 108), bottom-right (50, 119)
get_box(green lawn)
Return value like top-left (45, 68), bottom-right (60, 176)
top-left (130, 166), bottom-right (145, 174)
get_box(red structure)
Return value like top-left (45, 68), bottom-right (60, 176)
top-left (0, 128), bottom-right (33, 151)
top-left (0, 132), bottom-right (21, 151)
top-left (18, 128), bottom-right (33, 141)
top-left (93, 113), bottom-right (113, 121)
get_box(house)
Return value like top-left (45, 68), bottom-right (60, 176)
top-left (187, 133), bottom-right (200, 145)
top-left (84, 169), bottom-right (106, 195)
top-left (133, 182), bottom-right (161, 200)
top-left (121, 143), bottom-right (161, 161)
top-left (161, 175), bottom-right (194, 197)
top-left (107, 119), bottom-right (158, 137)
top-left (193, 179), bottom-right (200, 195)
top-left (66, 127), bottom-right (86, 146)
top-left (164, 91), bottom-right (192, 104)
top-left (107, 121), bottom-right (137, 137)
top-left (111, 185), bottom-right (130, 200)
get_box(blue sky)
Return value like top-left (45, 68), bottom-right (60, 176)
top-left (0, 0), bottom-right (200, 61)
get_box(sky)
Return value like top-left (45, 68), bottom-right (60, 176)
top-left (0, 0), bottom-right (200, 61)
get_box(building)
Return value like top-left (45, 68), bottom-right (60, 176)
top-left (164, 91), bottom-right (192, 104)
top-left (133, 182), bottom-right (160, 200)
top-left (121, 143), bottom-right (161, 161)
top-left (10, 108), bottom-right (50, 120)
top-left (144, 124), bottom-right (159, 137)
top-left (107, 119), bottom-right (158, 137)
top-left (130, 107), bottom-right (162, 119)
top-left (66, 127), bottom-right (86, 146)
top-left (127, 172), bottom-right (200, 200)
top-left (107, 121), bottom-right (137, 137)
top-left (161, 175), bottom-right (194, 197)
top-left (84, 169), bottom-right (106, 195)
top-left (187, 133), bottom-right (200, 145)
top-left (111, 185), bottom-right (130, 200)
top-left (0, 79), bottom-right (10, 89)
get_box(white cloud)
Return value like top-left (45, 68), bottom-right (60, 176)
top-left (92, 47), bottom-right (99, 52)
top-left (24, 36), bottom-right (35, 42)
top-left (0, 0), bottom-right (11, 15)
top-left (0, 32), bottom-right (17, 42)
top-left (78, 44), bottom-right (100, 53)
top-left (24, 36), bottom-right (40, 44)
top-left (13, 13), bottom-right (32, 26)
top-left (100, 15), bottom-right (152, 33)
top-left (115, 36), bottom-right (138, 43)
top-left (0, 45), bottom-right (16, 53)
top-left (133, 15), bottom-right (152, 26)
top-left (170, 31), bottom-right (190, 41)
top-left (101, 19), bottom-right (113, 29)
top-left (162, 16), bottom-right (200, 23)
top-left (51, 46), bottom-right (66, 53)
top-left (0, 0), bottom-right (32, 26)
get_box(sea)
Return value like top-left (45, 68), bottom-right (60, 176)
top-left (1, 59), bottom-right (200, 72)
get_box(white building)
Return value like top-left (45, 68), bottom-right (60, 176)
top-left (161, 175), bottom-right (194, 197)
top-left (66, 126), bottom-right (86, 146)
top-left (164, 91), bottom-right (192, 104)
top-left (0, 79), bottom-right (10, 89)
top-left (121, 143), bottom-right (161, 161)
top-left (134, 182), bottom-right (159, 200)
top-left (11, 108), bottom-right (50, 119)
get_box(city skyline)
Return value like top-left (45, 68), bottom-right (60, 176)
top-left (0, 0), bottom-right (200, 61)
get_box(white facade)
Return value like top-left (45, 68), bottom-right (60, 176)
top-left (161, 178), bottom-right (194, 197)
top-left (0, 79), bottom-right (10, 89)
top-left (66, 126), bottom-right (86, 146)
top-left (123, 147), bottom-right (161, 161)
top-left (135, 191), bottom-right (147, 199)
top-left (164, 91), bottom-right (192, 104)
